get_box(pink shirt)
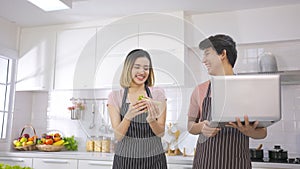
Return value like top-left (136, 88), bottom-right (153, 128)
top-left (107, 87), bottom-right (166, 109)
top-left (188, 81), bottom-right (210, 120)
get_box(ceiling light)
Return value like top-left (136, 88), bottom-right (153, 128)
top-left (27, 0), bottom-right (72, 11)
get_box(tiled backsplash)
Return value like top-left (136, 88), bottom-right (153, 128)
top-left (10, 40), bottom-right (300, 156)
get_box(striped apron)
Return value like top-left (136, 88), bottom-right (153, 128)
top-left (112, 86), bottom-right (167, 169)
top-left (193, 83), bottom-right (251, 169)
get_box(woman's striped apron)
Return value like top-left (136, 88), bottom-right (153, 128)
top-left (112, 86), bottom-right (167, 169)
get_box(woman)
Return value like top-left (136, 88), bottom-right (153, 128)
top-left (187, 34), bottom-right (267, 169)
top-left (107, 49), bottom-right (167, 169)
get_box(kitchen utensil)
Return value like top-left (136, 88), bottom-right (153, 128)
top-left (89, 104), bottom-right (95, 129)
top-left (99, 101), bottom-right (107, 133)
top-left (250, 144), bottom-right (264, 161)
top-left (268, 145), bottom-right (288, 162)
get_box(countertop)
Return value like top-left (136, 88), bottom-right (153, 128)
top-left (1, 151), bottom-right (300, 168)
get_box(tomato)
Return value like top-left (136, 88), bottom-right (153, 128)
top-left (45, 139), bottom-right (53, 145)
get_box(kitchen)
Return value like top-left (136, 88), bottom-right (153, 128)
top-left (1, 0), bottom-right (300, 168)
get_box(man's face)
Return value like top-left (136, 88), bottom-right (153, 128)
top-left (201, 47), bottom-right (224, 75)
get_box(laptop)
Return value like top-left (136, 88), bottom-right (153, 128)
top-left (210, 74), bottom-right (281, 128)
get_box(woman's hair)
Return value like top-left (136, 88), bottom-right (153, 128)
top-left (199, 34), bottom-right (237, 68)
top-left (120, 49), bottom-right (155, 88)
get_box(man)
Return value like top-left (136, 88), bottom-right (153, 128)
top-left (187, 34), bottom-right (267, 169)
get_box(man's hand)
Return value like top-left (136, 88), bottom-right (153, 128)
top-left (227, 115), bottom-right (259, 137)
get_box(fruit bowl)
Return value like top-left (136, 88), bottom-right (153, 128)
top-left (14, 144), bottom-right (37, 151)
top-left (36, 144), bottom-right (64, 152)
top-left (13, 125), bottom-right (37, 151)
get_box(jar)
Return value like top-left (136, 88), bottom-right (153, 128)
top-left (86, 136), bottom-right (95, 152)
top-left (94, 136), bottom-right (102, 152)
top-left (102, 137), bottom-right (111, 153)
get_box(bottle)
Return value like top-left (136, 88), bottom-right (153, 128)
top-left (86, 136), bottom-right (95, 152)
top-left (94, 136), bottom-right (102, 152)
top-left (102, 137), bottom-right (111, 153)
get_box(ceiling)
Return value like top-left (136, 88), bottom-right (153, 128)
top-left (1, 0), bottom-right (300, 27)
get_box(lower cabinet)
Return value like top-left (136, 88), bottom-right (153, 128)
top-left (33, 158), bottom-right (77, 169)
top-left (168, 164), bottom-right (192, 169)
top-left (0, 157), bottom-right (33, 168)
top-left (78, 160), bottom-right (113, 169)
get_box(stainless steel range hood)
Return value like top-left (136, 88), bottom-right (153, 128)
top-left (237, 52), bottom-right (300, 85)
top-left (237, 70), bottom-right (300, 85)
top-left (278, 70), bottom-right (300, 85)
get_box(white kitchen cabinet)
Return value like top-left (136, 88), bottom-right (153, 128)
top-left (78, 160), bottom-right (113, 169)
top-left (0, 157), bottom-right (33, 168)
top-left (138, 14), bottom-right (185, 86)
top-left (94, 23), bottom-right (139, 88)
top-left (168, 163), bottom-right (192, 169)
top-left (33, 158), bottom-right (77, 169)
top-left (55, 27), bottom-right (97, 90)
top-left (16, 27), bottom-right (56, 91)
top-left (95, 14), bottom-right (185, 88)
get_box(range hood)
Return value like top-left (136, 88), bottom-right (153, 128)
top-left (237, 70), bottom-right (300, 85)
top-left (278, 70), bottom-right (300, 85)
top-left (237, 52), bottom-right (300, 85)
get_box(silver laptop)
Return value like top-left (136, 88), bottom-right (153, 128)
top-left (210, 74), bottom-right (281, 128)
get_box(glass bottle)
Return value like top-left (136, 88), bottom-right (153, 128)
top-left (102, 137), bottom-right (111, 153)
top-left (94, 136), bottom-right (102, 152)
top-left (86, 136), bottom-right (95, 152)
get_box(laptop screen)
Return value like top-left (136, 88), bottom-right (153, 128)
top-left (210, 74), bottom-right (281, 127)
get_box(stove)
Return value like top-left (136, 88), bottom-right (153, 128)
top-left (251, 158), bottom-right (300, 164)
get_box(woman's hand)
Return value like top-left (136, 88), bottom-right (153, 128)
top-left (227, 115), bottom-right (259, 137)
top-left (124, 102), bottom-right (147, 121)
top-left (137, 96), bottom-right (161, 123)
top-left (201, 120), bottom-right (221, 137)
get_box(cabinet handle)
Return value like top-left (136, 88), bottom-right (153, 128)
top-left (0, 158), bottom-right (24, 162)
top-left (88, 161), bottom-right (112, 166)
top-left (42, 159), bottom-right (69, 164)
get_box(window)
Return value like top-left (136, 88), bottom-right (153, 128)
top-left (0, 55), bottom-right (16, 140)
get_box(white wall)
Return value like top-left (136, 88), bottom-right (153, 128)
top-left (0, 17), bottom-right (19, 51)
top-left (189, 4), bottom-right (300, 46)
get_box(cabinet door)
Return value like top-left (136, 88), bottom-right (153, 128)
top-left (55, 27), bottom-right (97, 89)
top-left (139, 16), bottom-right (185, 86)
top-left (95, 23), bottom-right (139, 88)
top-left (33, 158), bottom-right (77, 169)
top-left (17, 28), bottom-right (56, 91)
top-left (0, 157), bottom-right (33, 168)
top-left (168, 163), bottom-right (192, 169)
top-left (78, 160), bottom-right (113, 169)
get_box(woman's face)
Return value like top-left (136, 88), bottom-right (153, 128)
top-left (131, 56), bottom-right (150, 86)
top-left (201, 47), bottom-right (224, 75)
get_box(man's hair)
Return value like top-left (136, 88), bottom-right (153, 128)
top-left (199, 34), bottom-right (237, 68)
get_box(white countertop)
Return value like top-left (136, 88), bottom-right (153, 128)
top-left (1, 151), bottom-right (300, 168)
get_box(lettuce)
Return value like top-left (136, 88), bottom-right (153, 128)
top-left (0, 163), bottom-right (32, 169)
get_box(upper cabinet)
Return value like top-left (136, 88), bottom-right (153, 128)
top-left (16, 28), bottom-right (56, 91)
top-left (94, 23), bottom-right (139, 88)
top-left (94, 13), bottom-right (185, 88)
top-left (138, 14), bottom-right (185, 86)
top-left (19, 13), bottom-right (185, 90)
top-left (54, 27), bottom-right (97, 90)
